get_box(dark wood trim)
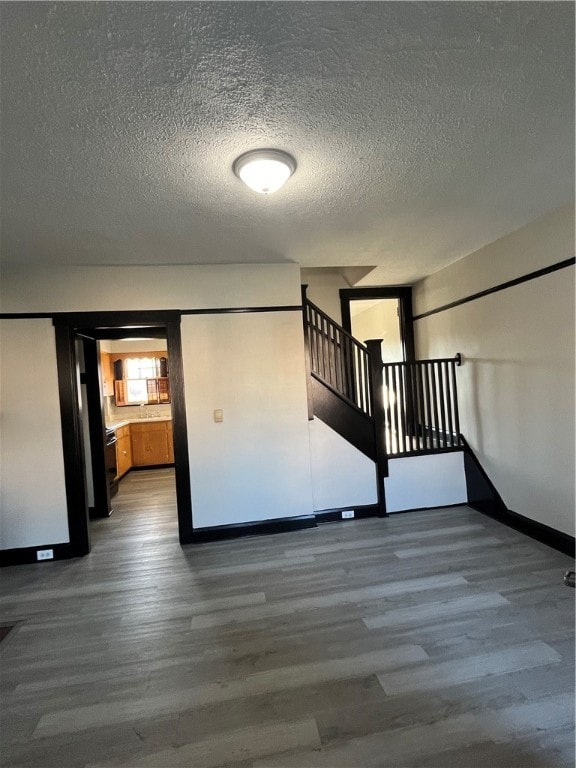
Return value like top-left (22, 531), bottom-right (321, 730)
top-left (311, 379), bottom-right (376, 460)
top-left (300, 286), bottom-right (314, 421)
top-left (0, 543), bottom-right (78, 567)
top-left (180, 305), bottom-right (303, 315)
top-left (339, 286), bottom-right (415, 363)
top-left (389, 446), bottom-right (464, 458)
top-left (129, 464), bottom-right (175, 471)
top-left (52, 310), bottom-right (194, 553)
top-left (310, 372), bottom-right (374, 420)
top-left (2, 306), bottom-right (303, 321)
top-left (413, 257), bottom-right (576, 321)
top-left (189, 515), bottom-right (316, 543)
top-left (165, 319), bottom-right (194, 545)
top-left (461, 435), bottom-right (575, 557)
top-left (314, 505), bottom-right (379, 522)
top-left (469, 500), bottom-right (575, 558)
top-left (387, 502), bottom-right (466, 515)
top-left (0, 312), bottom-right (54, 319)
top-left (53, 310), bottom-right (181, 327)
top-left (365, 339), bottom-right (389, 516)
top-left (82, 338), bottom-right (111, 518)
top-left (81, 327), bottom-right (167, 341)
top-left (189, 506), bottom-right (390, 543)
top-left (54, 324), bottom-right (91, 557)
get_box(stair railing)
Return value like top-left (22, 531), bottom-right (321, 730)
top-left (302, 286), bottom-right (463, 469)
top-left (303, 298), bottom-right (373, 418)
top-left (381, 355), bottom-right (462, 455)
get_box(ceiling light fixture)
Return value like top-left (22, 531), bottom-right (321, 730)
top-left (233, 149), bottom-right (296, 194)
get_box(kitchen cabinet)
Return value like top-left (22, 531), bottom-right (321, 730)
top-left (131, 421), bottom-right (174, 467)
top-left (100, 352), bottom-right (115, 397)
top-left (166, 422), bottom-right (174, 463)
top-left (115, 424), bottom-right (132, 479)
top-left (114, 377), bottom-right (170, 406)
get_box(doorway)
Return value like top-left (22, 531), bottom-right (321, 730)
top-left (348, 298), bottom-right (403, 363)
top-left (53, 310), bottom-right (193, 557)
top-left (340, 287), bottom-right (415, 362)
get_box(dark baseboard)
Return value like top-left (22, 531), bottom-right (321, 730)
top-left (188, 506), bottom-right (387, 543)
top-left (387, 502), bottom-right (466, 515)
top-left (314, 504), bottom-right (380, 523)
top-left (468, 500), bottom-right (575, 558)
top-left (130, 464), bottom-right (175, 471)
top-left (189, 515), bottom-right (317, 543)
top-left (462, 436), bottom-right (575, 558)
top-left (0, 542), bottom-right (78, 567)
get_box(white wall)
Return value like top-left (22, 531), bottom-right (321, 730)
top-left (0, 319), bottom-right (70, 548)
top-left (413, 205), bottom-right (574, 315)
top-left (0, 263), bottom-right (302, 313)
top-left (182, 312), bottom-right (313, 527)
top-left (413, 207), bottom-right (575, 536)
top-left (0, 263), bottom-right (313, 547)
top-left (385, 453), bottom-right (467, 513)
top-left (301, 268), bottom-right (349, 323)
top-left (308, 418), bottom-right (377, 511)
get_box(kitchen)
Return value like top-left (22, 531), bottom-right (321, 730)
top-left (98, 338), bottom-right (175, 517)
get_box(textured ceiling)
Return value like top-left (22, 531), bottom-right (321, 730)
top-left (0, 2), bottom-right (573, 284)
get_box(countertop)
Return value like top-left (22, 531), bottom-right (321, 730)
top-left (107, 417), bottom-right (172, 430)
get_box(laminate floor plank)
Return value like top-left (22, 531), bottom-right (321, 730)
top-left (0, 469), bottom-right (573, 768)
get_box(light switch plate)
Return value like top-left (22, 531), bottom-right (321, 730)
top-left (213, 409), bottom-right (223, 423)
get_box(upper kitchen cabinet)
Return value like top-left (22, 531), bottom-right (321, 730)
top-left (113, 355), bottom-right (170, 407)
top-left (99, 341), bottom-right (170, 406)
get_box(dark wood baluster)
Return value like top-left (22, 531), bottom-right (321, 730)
top-left (431, 362), bottom-right (440, 449)
top-left (363, 350), bottom-right (371, 415)
top-left (393, 365), bottom-right (401, 453)
top-left (445, 360), bottom-right (454, 446)
top-left (398, 363), bottom-right (406, 454)
top-left (423, 362), bottom-right (433, 450)
top-left (405, 362), bottom-right (415, 453)
top-left (450, 360), bottom-right (461, 446)
top-left (345, 337), bottom-right (354, 403)
top-left (322, 316), bottom-right (329, 383)
top-left (437, 361), bottom-right (447, 448)
top-left (416, 363), bottom-right (426, 450)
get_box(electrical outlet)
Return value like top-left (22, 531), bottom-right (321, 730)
top-left (342, 510), bottom-right (354, 519)
top-left (36, 549), bottom-right (54, 561)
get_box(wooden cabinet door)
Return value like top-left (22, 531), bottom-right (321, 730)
top-left (131, 422), bottom-right (173, 466)
top-left (166, 422), bottom-right (174, 464)
top-left (100, 352), bottom-right (114, 397)
top-left (115, 425), bottom-right (132, 478)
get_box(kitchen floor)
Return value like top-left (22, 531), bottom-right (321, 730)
top-left (0, 472), bottom-right (574, 767)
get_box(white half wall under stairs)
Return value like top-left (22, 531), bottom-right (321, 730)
top-left (308, 417), bottom-right (378, 511)
top-left (385, 452), bottom-right (467, 513)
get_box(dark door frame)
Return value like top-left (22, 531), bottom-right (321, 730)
top-left (339, 286), bottom-right (415, 362)
top-left (53, 310), bottom-right (193, 557)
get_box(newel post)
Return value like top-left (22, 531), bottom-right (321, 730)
top-left (365, 339), bottom-right (388, 517)
top-left (301, 284), bottom-right (314, 421)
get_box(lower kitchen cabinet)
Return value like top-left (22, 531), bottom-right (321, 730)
top-left (131, 420), bottom-right (174, 467)
top-left (115, 425), bottom-right (132, 479)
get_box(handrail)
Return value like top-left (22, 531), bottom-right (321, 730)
top-left (383, 354), bottom-right (461, 367)
top-left (303, 299), bottom-right (373, 417)
top-left (305, 300), bottom-right (369, 350)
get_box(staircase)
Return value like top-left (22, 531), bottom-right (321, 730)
top-left (302, 289), bottom-right (463, 516)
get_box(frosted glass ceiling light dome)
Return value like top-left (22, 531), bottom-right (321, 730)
top-left (233, 149), bottom-right (296, 194)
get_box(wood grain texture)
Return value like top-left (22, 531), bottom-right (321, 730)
top-left (0, 468), bottom-right (573, 767)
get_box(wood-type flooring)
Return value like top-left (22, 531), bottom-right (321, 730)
top-left (1, 468), bottom-right (574, 767)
